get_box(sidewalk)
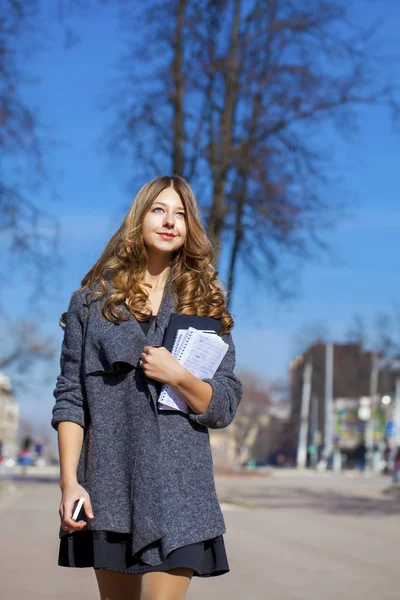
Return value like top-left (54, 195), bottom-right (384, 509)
top-left (2, 462), bottom-right (397, 515)
top-left (1, 476), bottom-right (399, 599)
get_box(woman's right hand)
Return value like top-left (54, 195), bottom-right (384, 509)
top-left (59, 482), bottom-right (94, 533)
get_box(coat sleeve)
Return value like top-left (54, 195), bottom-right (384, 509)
top-left (188, 331), bottom-right (243, 429)
top-left (51, 291), bottom-right (89, 431)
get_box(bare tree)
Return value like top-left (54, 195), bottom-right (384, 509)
top-left (292, 320), bottom-right (329, 358)
top-left (373, 308), bottom-right (400, 358)
top-left (1, 0), bottom-right (60, 311)
top-left (345, 307), bottom-right (400, 358)
top-left (103, 0), bottom-right (399, 305)
top-left (0, 320), bottom-right (55, 373)
top-left (345, 314), bottom-right (369, 349)
top-left (0, 1), bottom-right (62, 375)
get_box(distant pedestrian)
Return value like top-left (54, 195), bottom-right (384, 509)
top-left (51, 176), bottom-right (243, 600)
top-left (354, 440), bottom-right (367, 473)
top-left (371, 444), bottom-right (381, 473)
top-left (277, 453), bottom-right (286, 467)
top-left (383, 441), bottom-right (391, 474)
top-left (392, 449), bottom-right (400, 484)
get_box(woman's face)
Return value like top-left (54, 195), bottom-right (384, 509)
top-left (142, 187), bottom-right (187, 256)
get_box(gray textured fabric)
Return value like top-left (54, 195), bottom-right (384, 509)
top-left (51, 271), bottom-right (243, 565)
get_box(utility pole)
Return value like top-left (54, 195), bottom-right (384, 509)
top-left (310, 393), bottom-right (320, 468)
top-left (324, 343), bottom-right (334, 465)
top-left (310, 393), bottom-right (319, 443)
top-left (366, 352), bottom-right (379, 466)
top-left (297, 361), bottom-right (313, 468)
top-left (393, 377), bottom-right (400, 451)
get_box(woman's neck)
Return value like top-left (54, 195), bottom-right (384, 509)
top-left (143, 264), bottom-right (172, 292)
top-left (143, 246), bottom-right (175, 290)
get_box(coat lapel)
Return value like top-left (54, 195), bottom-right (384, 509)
top-left (130, 270), bottom-right (177, 558)
top-left (145, 276), bottom-right (177, 409)
top-left (85, 300), bottom-right (146, 375)
top-left (84, 269), bottom-right (179, 560)
top-left (85, 268), bottom-right (176, 377)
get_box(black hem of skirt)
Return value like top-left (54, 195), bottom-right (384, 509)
top-left (58, 530), bottom-right (230, 578)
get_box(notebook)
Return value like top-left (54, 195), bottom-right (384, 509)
top-left (162, 313), bottom-right (221, 352)
top-left (158, 327), bottom-right (229, 413)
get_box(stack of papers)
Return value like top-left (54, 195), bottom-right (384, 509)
top-left (158, 327), bottom-right (229, 413)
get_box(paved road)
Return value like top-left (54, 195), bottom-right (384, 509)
top-left (0, 472), bottom-right (399, 599)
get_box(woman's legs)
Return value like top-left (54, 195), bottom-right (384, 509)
top-left (140, 568), bottom-right (194, 600)
top-left (94, 567), bottom-right (194, 600)
top-left (94, 568), bottom-right (141, 600)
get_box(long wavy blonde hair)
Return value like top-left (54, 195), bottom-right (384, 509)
top-left (61, 175), bottom-right (234, 334)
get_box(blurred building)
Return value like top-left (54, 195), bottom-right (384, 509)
top-left (250, 407), bottom-right (291, 464)
top-left (209, 398), bottom-right (291, 470)
top-left (288, 343), bottom-right (397, 461)
top-left (0, 372), bottom-right (19, 458)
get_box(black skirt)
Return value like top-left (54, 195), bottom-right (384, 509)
top-left (58, 530), bottom-right (229, 577)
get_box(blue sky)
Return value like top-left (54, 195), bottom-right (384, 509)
top-left (4, 2), bottom-right (400, 436)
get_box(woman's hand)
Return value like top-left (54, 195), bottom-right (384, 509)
top-left (59, 482), bottom-right (94, 533)
top-left (139, 346), bottom-right (185, 386)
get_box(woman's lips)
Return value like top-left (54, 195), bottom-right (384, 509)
top-left (158, 233), bottom-right (175, 239)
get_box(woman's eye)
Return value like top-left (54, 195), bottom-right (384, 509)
top-left (152, 207), bottom-right (185, 217)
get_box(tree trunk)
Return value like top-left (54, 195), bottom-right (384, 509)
top-left (207, 185), bottom-right (227, 266)
top-left (227, 87), bottom-right (262, 303)
top-left (207, 0), bottom-right (241, 266)
top-left (227, 183), bottom-right (245, 309)
top-left (171, 0), bottom-right (186, 175)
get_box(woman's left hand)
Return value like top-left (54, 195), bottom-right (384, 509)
top-left (139, 346), bottom-right (185, 386)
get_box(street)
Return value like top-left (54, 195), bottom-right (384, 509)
top-left (0, 470), bottom-right (399, 599)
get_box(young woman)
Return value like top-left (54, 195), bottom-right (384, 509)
top-left (51, 175), bottom-right (243, 600)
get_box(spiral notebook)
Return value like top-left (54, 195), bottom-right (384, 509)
top-left (158, 327), bottom-right (229, 413)
top-left (162, 313), bottom-right (221, 352)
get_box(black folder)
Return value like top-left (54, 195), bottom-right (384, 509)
top-left (162, 313), bottom-right (221, 352)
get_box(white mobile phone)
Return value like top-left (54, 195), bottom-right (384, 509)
top-left (72, 496), bottom-right (85, 521)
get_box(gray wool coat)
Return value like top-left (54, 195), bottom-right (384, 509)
top-left (51, 272), bottom-right (243, 566)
